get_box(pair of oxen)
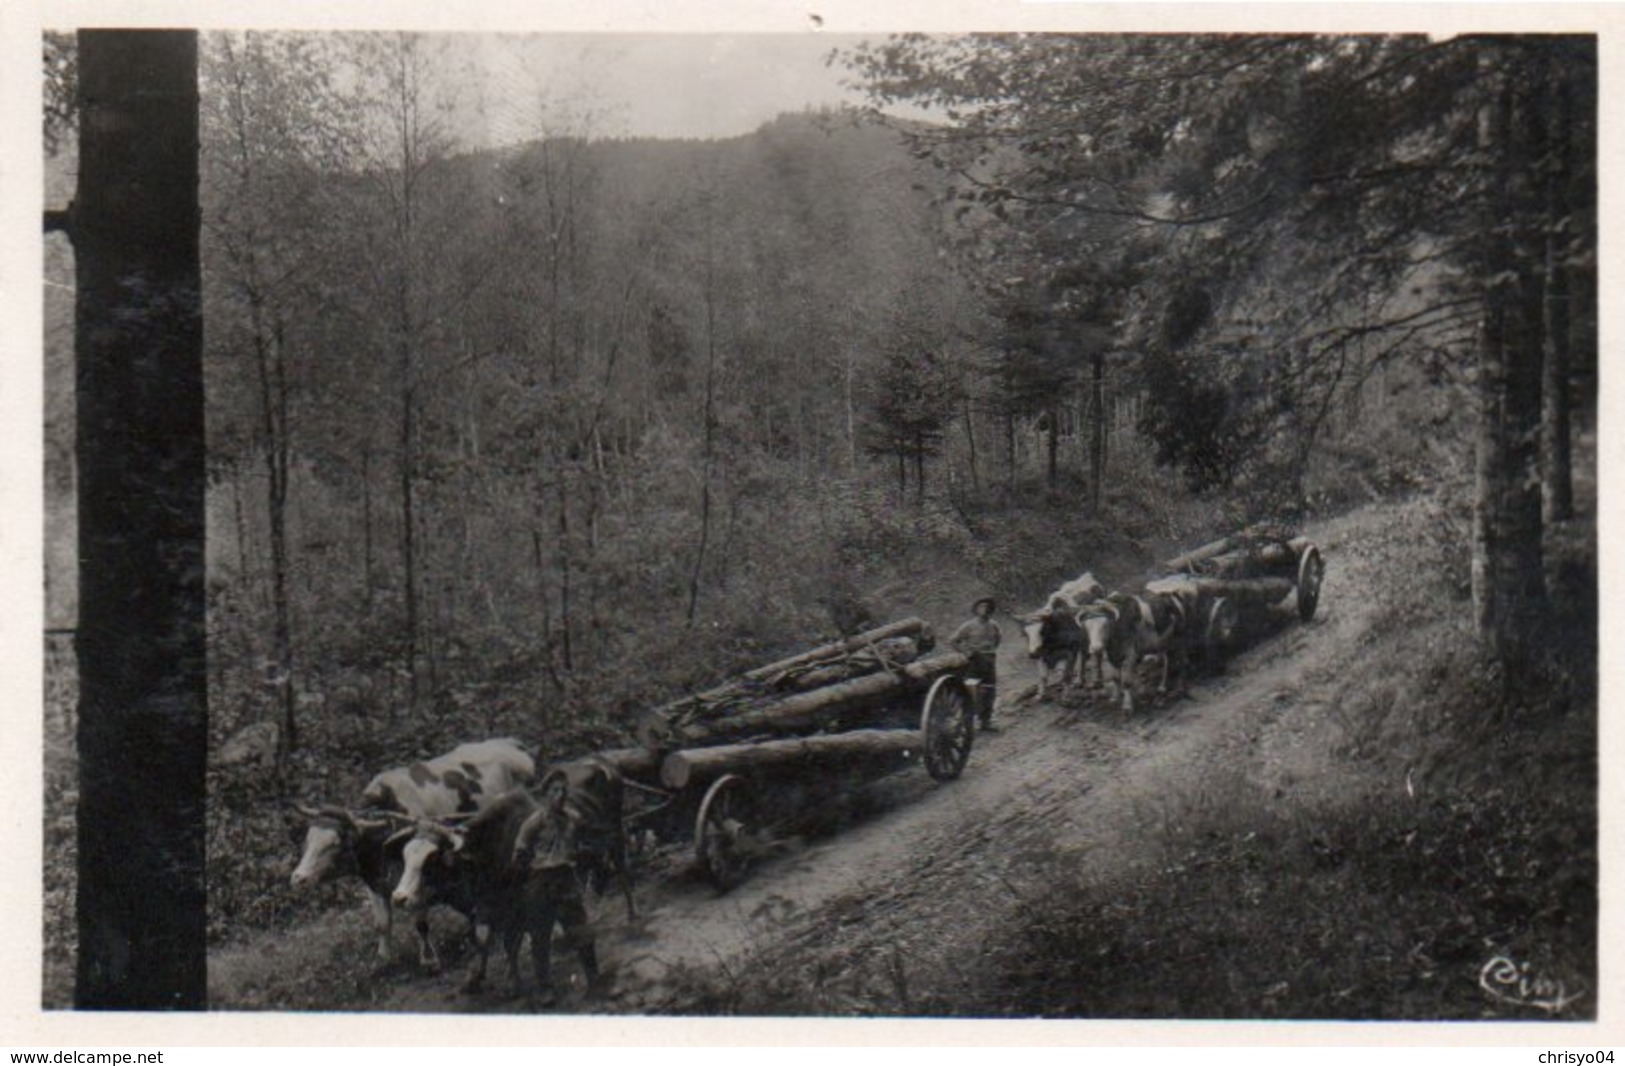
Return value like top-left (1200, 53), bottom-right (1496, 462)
top-left (1017, 572), bottom-right (1203, 713)
top-left (289, 738), bottom-right (634, 1001)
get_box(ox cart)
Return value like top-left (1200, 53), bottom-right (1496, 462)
top-left (597, 618), bottom-right (978, 890)
top-left (1153, 527), bottom-right (1326, 664)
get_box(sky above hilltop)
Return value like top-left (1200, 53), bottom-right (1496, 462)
top-left (469, 33), bottom-right (889, 143)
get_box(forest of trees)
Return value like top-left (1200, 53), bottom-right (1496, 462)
top-left (842, 33), bottom-right (1596, 673)
top-left (188, 35), bottom-right (992, 745)
top-left (45, 30), bottom-right (1595, 1007)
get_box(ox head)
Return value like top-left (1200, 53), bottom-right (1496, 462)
top-left (1059, 572), bottom-right (1105, 605)
top-left (390, 819), bottom-right (466, 910)
top-left (1021, 594), bottom-right (1084, 659)
top-left (1019, 611), bottom-right (1049, 658)
top-left (1075, 595), bottom-right (1139, 686)
top-left (509, 805), bottom-right (557, 872)
top-left (1075, 599), bottom-right (1121, 663)
top-left (290, 805), bottom-right (399, 889)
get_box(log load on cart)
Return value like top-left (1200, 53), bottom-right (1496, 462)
top-left (599, 618), bottom-right (978, 890)
top-left (1152, 525), bottom-right (1326, 665)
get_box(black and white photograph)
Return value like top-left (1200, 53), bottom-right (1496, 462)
top-left (17, 1), bottom-right (1611, 1037)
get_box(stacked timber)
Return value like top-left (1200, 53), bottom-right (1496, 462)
top-left (640, 649), bottom-right (969, 751)
top-left (1161, 527), bottom-right (1306, 581)
top-left (635, 618), bottom-right (937, 747)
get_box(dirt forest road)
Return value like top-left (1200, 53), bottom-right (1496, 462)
top-left (210, 504), bottom-right (1391, 1015)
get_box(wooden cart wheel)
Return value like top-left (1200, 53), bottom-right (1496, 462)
top-left (1204, 596), bottom-right (1240, 670)
top-left (695, 773), bottom-right (756, 891)
top-left (920, 676), bottom-right (975, 782)
top-left (1296, 545), bottom-right (1325, 621)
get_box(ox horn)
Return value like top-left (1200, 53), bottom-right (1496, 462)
top-left (383, 822), bottom-right (418, 850)
top-left (433, 822), bottom-right (467, 853)
top-left (351, 810), bottom-right (408, 832)
top-left (296, 803), bottom-right (357, 825)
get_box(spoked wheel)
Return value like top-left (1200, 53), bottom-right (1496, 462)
top-left (1204, 596), bottom-right (1240, 672)
top-left (1296, 545), bottom-right (1325, 621)
top-left (920, 676), bottom-right (975, 781)
top-left (695, 774), bottom-right (757, 891)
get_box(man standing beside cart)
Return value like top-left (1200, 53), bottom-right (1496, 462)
top-left (950, 596), bottom-right (1002, 732)
top-left (513, 773), bottom-right (602, 1006)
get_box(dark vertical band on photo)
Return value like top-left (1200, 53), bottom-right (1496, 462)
top-left (72, 28), bottom-right (207, 1010)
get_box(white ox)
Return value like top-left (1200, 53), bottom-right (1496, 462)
top-left (290, 738), bottom-right (536, 967)
top-left (1077, 577), bottom-right (1200, 713)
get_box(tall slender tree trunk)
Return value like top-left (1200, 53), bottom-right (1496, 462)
top-left (532, 523), bottom-right (549, 634)
top-left (253, 316), bottom-right (294, 751)
top-left (232, 469), bottom-right (251, 582)
top-left (361, 439), bottom-right (374, 611)
top-left (844, 351), bottom-right (858, 472)
top-left (1004, 409), bottom-right (1016, 491)
top-left (1045, 405), bottom-right (1059, 490)
top-left (1090, 352), bottom-right (1106, 508)
top-left (962, 392), bottom-right (980, 493)
top-left (556, 466), bottom-right (575, 672)
top-left (221, 35), bottom-right (296, 751)
top-left (385, 33), bottom-right (425, 706)
top-left (73, 29), bottom-right (206, 1009)
top-left (1473, 58), bottom-right (1548, 672)
top-left (585, 469), bottom-right (603, 643)
top-left (686, 221), bottom-right (719, 626)
top-left (914, 430), bottom-right (926, 503)
top-left (1541, 60), bottom-right (1575, 526)
top-left (399, 372), bottom-right (419, 702)
top-left (1499, 67), bottom-right (1550, 660)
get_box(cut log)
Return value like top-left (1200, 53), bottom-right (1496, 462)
top-left (1162, 536), bottom-right (1237, 574)
top-left (1184, 575), bottom-right (1296, 605)
top-left (770, 637), bottom-right (926, 692)
top-left (594, 746), bottom-right (662, 782)
top-left (649, 651), bottom-right (969, 749)
top-left (661, 729), bottom-right (922, 790)
top-left (636, 618), bottom-right (937, 744)
top-left (736, 618), bottom-right (933, 682)
top-left (648, 618), bottom-right (931, 712)
top-left (1162, 525), bottom-right (1301, 574)
top-left (1196, 549), bottom-right (1262, 580)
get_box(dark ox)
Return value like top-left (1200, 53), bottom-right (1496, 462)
top-left (1020, 572), bottom-right (1105, 700)
top-left (290, 738), bottom-right (534, 967)
top-left (390, 756), bottom-right (633, 996)
top-left (1077, 583), bottom-right (1196, 714)
top-left (388, 790), bottom-right (543, 996)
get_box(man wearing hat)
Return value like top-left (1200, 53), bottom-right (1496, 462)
top-left (950, 596), bottom-right (1002, 731)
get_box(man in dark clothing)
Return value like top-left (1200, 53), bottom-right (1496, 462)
top-left (950, 596), bottom-right (1002, 730)
top-left (513, 775), bottom-right (600, 1006)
